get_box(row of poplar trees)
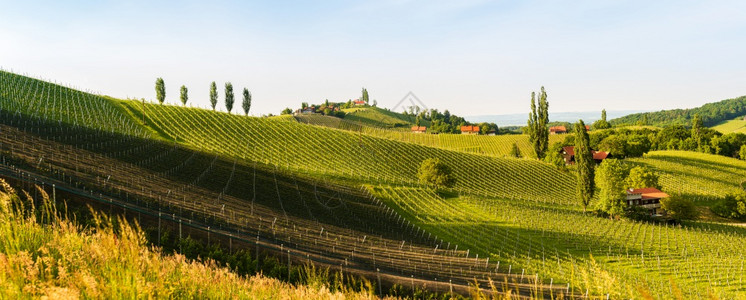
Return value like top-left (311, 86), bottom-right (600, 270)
top-left (155, 78), bottom-right (253, 115)
top-left (527, 87), bottom-right (594, 212)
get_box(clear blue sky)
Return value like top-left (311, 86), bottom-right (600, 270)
top-left (2, 0), bottom-right (745, 117)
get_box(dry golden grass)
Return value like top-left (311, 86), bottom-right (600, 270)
top-left (0, 179), bottom-right (387, 300)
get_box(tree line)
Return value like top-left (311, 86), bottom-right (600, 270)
top-left (155, 78), bottom-right (253, 115)
top-left (610, 95), bottom-right (746, 127)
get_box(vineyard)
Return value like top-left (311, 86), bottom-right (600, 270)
top-left (1, 70), bottom-right (746, 299)
top-left (711, 117), bottom-right (746, 134)
top-left (294, 114), bottom-right (564, 158)
top-left (370, 185), bottom-right (746, 299)
top-left (626, 151), bottom-right (746, 201)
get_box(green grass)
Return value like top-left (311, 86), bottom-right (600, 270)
top-left (711, 116), bottom-right (746, 134)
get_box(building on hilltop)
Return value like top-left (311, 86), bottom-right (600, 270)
top-left (550, 125), bottom-right (590, 134)
top-left (293, 107), bottom-right (317, 116)
top-left (560, 146), bottom-right (609, 164)
top-left (626, 188), bottom-right (669, 215)
top-left (460, 125), bottom-right (480, 135)
top-left (353, 99), bottom-right (366, 106)
top-left (411, 126), bottom-right (427, 133)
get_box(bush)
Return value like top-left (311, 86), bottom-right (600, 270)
top-left (712, 192), bottom-right (746, 219)
top-left (660, 195), bottom-right (699, 221)
top-left (417, 158), bottom-right (456, 190)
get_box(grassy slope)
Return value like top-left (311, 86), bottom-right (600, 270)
top-left (5, 71), bottom-right (746, 298)
top-left (0, 180), bottom-right (380, 299)
top-left (122, 100), bottom-right (574, 204)
top-left (626, 150), bottom-right (746, 221)
top-left (342, 106), bottom-right (424, 128)
top-left (711, 116), bottom-right (746, 134)
top-left (294, 114), bottom-right (564, 158)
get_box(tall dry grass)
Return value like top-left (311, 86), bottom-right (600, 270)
top-left (0, 179), bottom-right (386, 299)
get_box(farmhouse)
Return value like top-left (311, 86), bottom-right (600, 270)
top-left (460, 125), bottom-right (480, 135)
top-left (353, 99), bottom-right (366, 106)
top-left (560, 146), bottom-right (609, 164)
top-left (549, 126), bottom-right (567, 134)
top-left (411, 126), bottom-right (427, 133)
top-left (294, 107), bottom-right (317, 115)
top-left (550, 125), bottom-right (590, 134)
top-left (626, 188), bottom-right (669, 215)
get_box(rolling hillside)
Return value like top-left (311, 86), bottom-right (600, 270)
top-left (2, 70), bottom-right (746, 299)
top-left (610, 95), bottom-right (746, 127)
top-left (294, 114), bottom-right (565, 158)
top-left (712, 116), bottom-right (746, 134)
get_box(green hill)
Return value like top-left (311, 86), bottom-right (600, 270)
top-left (342, 106), bottom-right (422, 128)
top-left (3, 70), bottom-right (746, 299)
top-left (610, 95), bottom-right (746, 127)
top-left (294, 114), bottom-right (564, 158)
top-left (712, 116), bottom-right (746, 134)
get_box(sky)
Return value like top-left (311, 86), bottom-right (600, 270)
top-left (2, 0), bottom-right (745, 117)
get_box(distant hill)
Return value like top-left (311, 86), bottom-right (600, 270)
top-left (468, 110), bottom-right (645, 127)
top-left (610, 95), bottom-right (746, 127)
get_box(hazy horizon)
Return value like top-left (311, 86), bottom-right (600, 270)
top-left (2, 0), bottom-right (745, 117)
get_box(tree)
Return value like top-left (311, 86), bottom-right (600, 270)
top-left (625, 166), bottom-right (660, 189)
top-left (242, 88), bottom-right (252, 116)
top-left (417, 158), bottom-right (456, 190)
top-left (575, 120), bottom-right (595, 212)
top-left (155, 77), bottom-right (165, 104)
top-left (224, 82), bottom-right (234, 113)
top-left (692, 114), bottom-right (704, 151)
top-left (362, 88), bottom-right (369, 104)
top-left (527, 87), bottom-right (549, 158)
top-left (180, 85), bottom-right (188, 106)
top-left (281, 107), bottom-right (293, 115)
top-left (661, 195), bottom-right (699, 221)
top-left (509, 142), bottom-right (521, 158)
top-left (209, 82), bottom-right (218, 111)
top-left (598, 135), bottom-right (627, 158)
top-left (596, 159), bottom-right (629, 218)
top-left (740, 144), bottom-right (746, 160)
top-left (593, 109), bottom-right (611, 129)
top-left (712, 192), bottom-right (746, 219)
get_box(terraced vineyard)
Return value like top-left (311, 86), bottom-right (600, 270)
top-left (2, 70), bottom-right (746, 299)
top-left (370, 185), bottom-right (746, 299)
top-left (295, 114), bottom-right (565, 158)
top-left (627, 151), bottom-right (746, 201)
top-left (130, 101), bottom-right (573, 205)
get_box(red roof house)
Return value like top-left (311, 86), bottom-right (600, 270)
top-left (560, 146), bottom-right (609, 164)
top-left (411, 126), bottom-right (427, 133)
top-left (549, 126), bottom-right (567, 134)
top-left (626, 188), bottom-right (669, 215)
top-left (353, 99), bottom-right (366, 106)
top-left (460, 125), bottom-right (480, 135)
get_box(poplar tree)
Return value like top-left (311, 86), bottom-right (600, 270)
top-left (180, 85), bottom-right (188, 106)
top-left (575, 120), bottom-right (594, 212)
top-left (209, 82), bottom-right (218, 111)
top-left (224, 82), bottom-right (234, 113)
top-left (155, 77), bottom-right (165, 104)
top-left (692, 114), bottom-right (703, 150)
top-left (242, 88), bottom-right (252, 116)
top-left (527, 87), bottom-right (549, 158)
